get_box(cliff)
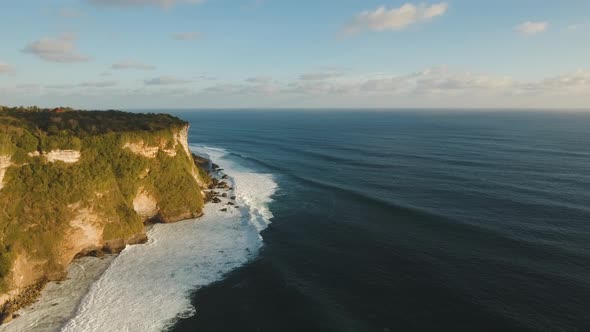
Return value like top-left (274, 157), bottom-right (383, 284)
top-left (0, 107), bottom-right (210, 321)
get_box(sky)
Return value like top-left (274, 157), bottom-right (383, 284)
top-left (0, 0), bottom-right (589, 109)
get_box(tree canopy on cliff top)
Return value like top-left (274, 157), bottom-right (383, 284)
top-left (0, 106), bottom-right (187, 137)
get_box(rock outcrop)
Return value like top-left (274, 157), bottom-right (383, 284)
top-left (133, 188), bottom-right (159, 219)
top-left (123, 127), bottom-right (189, 159)
top-left (44, 150), bottom-right (81, 163)
top-left (28, 150), bottom-right (81, 163)
top-left (122, 142), bottom-right (162, 158)
top-left (0, 156), bottom-right (10, 191)
top-left (62, 205), bottom-right (104, 265)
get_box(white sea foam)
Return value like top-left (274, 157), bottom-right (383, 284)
top-left (61, 146), bottom-right (277, 332)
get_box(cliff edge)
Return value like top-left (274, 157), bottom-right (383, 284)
top-left (0, 107), bottom-right (210, 322)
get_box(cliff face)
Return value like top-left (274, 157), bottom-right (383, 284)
top-left (0, 156), bottom-right (10, 192)
top-left (0, 108), bottom-right (209, 317)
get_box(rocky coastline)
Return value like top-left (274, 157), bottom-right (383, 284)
top-left (0, 255), bottom-right (116, 332)
top-left (0, 109), bottom-right (214, 325)
top-left (0, 150), bottom-right (240, 331)
top-left (0, 151), bottom-right (213, 325)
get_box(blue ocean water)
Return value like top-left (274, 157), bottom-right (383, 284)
top-left (169, 110), bottom-right (590, 331)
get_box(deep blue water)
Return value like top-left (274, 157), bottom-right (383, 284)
top-left (168, 110), bottom-right (590, 331)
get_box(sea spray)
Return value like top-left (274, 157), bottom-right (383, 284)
top-left (61, 146), bottom-right (277, 332)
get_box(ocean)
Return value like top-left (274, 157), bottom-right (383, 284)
top-left (68, 110), bottom-right (590, 331)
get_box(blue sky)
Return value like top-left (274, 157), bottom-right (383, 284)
top-left (0, 0), bottom-right (589, 109)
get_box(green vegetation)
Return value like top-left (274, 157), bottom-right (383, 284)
top-left (0, 106), bottom-right (186, 135)
top-left (0, 107), bottom-right (206, 293)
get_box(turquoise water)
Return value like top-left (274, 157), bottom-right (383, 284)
top-left (168, 110), bottom-right (590, 331)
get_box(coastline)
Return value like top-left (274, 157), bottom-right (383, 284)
top-left (0, 149), bottom-right (243, 331)
top-left (59, 146), bottom-right (275, 331)
top-left (0, 255), bottom-right (116, 332)
top-left (0, 117), bottom-right (213, 325)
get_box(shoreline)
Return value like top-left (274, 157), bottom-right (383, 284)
top-left (0, 152), bottom-right (233, 331)
top-left (0, 255), bottom-right (116, 332)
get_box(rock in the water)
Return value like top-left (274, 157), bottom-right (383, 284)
top-left (221, 174), bottom-right (229, 179)
top-left (221, 193), bottom-right (227, 198)
top-left (191, 153), bottom-right (211, 172)
top-left (227, 202), bottom-right (235, 206)
top-left (220, 208), bottom-right (227, 212)
top-left (212, 197), bottom-right (222, 203)
top-left (230, 196), bottom-right (236, 200)
top-left (204, 191), bottom-right (216, 202)
top-left (217, 181), bottom-right (229, 189)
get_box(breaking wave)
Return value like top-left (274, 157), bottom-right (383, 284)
top-left (61, 146), bottom-right (277, 332)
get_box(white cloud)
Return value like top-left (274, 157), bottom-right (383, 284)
top-left (171, 32), bottom-right (201, 40)
top-left (518, 70), bottom-right (590, 94)
top-left (345, 2), bottom-right (448, 35)
top-left (284, 80), bottom-right (354, 95)
top-left (0, 62), bottom-right (14, 75)
top-left (88, 0), bottom-right (205, 8)
top-left (204, 82), bottom-right (280, 95)
top-left (5, 67), bottom-right (590, 108)
top-left (112, 60), bottom-right (155, 70)
top-left (300, 71), bottom-right (345, 81)
top-left (79, 80), bottom-right (119, 88)
top-left (0, 84), bottom-right (41, 96)
top-left (407, 67), bottom-right (514, 94)
top-left (515, 21), bottom-right (548, 35)
top-left (45, 81), bottom-right (119, 89)
top-left (567, 22), bottom-right (588, 31)
top-left (136, 86), bottom-right (194, 96)
top-left (200, 67), bottom-right (590, 103)
top-left (194, 74), bottom-right (218, 81)
top-left (422, 2), bottom-right (448, 19)
top-left (246, 76), bottom-right (272, 84)
top-left (45, 84), bottom-right (77, 89)
top-left (22, 35), bottom-right (91, 63)
top-left (145, 76), bottom-right (192, 85)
